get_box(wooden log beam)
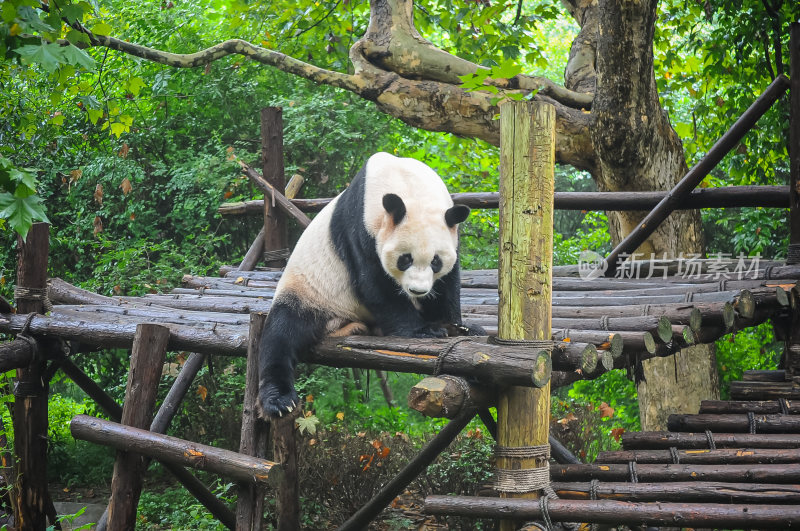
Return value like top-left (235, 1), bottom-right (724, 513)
top-left (424, 495), bottom-right (800, 527)
top-left (604, 74), bottom-right (791, 276)
top-left (217, 185), bottom-right (791, 216)
top-left (622, 431), bottom-right (800, 449)
top-left (552, 481), bottom-right (800, 503)
top-left (596, 447), bottom-right (800, 465)
top-left (0, 339), bottom-right (34, 373)
top-left (0, 312), bottom-right (249, 356)
top-left (238, 160), bottom-right (310, 228)
top-left (551, 462), bottom-right (800, 482)
top-left (730, 381), bottom-right (800, 400)
top-left (104, 323), bottom-right (170, 530)
top-left (71, 415), bottom-right (282, 485)
top-left (11, 222), bottom-right (50, 531)
top-left (308, 336), bottom-right (552, 386)
top-left (407, 376), bottom-right (495, 417)
top-left (743, 370), bottom-right (788, 382)
top-left (700, 399), bottom-right (800, 415)
top-left (668, 413), bottom-right (800, 433)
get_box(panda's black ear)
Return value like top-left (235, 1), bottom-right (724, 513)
top-left (445, 204), bottom-right (470, 227)
top-left (383, 194), bottom-right (406, 225)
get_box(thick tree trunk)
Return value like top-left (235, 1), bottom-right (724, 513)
top-left (590, 0), bottom-right (715, 429)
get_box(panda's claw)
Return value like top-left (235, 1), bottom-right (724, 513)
top-left (257, 381), bottom-right (300, 419)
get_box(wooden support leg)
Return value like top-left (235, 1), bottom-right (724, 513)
top-left (102, 324), bottom-right (169, 531)
top-left (273, 407), bottom-right (300, 531)
top-left (496, 101), bottom-right (555, 530)
top-left (12, 222), bottom-right (50, 531)
top-left (237, 312), bottom-right (270, 531)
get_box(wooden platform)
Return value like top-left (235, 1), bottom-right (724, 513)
top-left (5, 261), bottom-right (792, 388)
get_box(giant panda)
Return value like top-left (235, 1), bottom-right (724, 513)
top-left (257, 152), bottom-right (483, 418)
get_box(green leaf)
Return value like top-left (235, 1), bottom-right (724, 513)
top-left (61, 43), bottom-right (96, 71)
top-left (50, 114), bottom-right (66, 126)
top-left (9, 167), bottom-right (37, 191)
top-left (125, 77), bottom-right (145, 96)
top-left (0, 192), bottom-right (49, 241)
top-left (87, 108), bottom-right (104, 124)
top-left (91, 21), bottom-right (112, 36)
top-left (110, 121), bottom-right (128, 137)
top-left (491, 59), bottom-right (521, 80)
top-left (14, 42), bottom-right (66, 73)
top-left (296, 414), bottom-right (319, 435)
top-left (66, 28), bottom-right (91, 46)
top-left (61, 4), bottom-right (85, 23)
top-left (1, 2), bottom-right (17, 23)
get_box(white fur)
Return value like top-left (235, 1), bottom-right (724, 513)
top-left (364, 153), bottom-right (459, 298)
top-left (274, 152), bottom-right (459, 324)
top-left (274, 195), bottom-right (369, 332)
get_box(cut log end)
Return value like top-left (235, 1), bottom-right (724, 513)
top-left (723, 302), bottom-right (736, 329)
top-left (609, 333), bottom-right (623, 359)
top-left (690, 307), bottom-right (703, 331)
top-left (531, 351), bottom-right (552, 388)
top-left (736, 289), bottom-right (756, 319)
top-left (581, 344), bottom-right (598, 374)
top-left (657, 316), bottom-right (673, 344)
top-left (643, 332), bottom-right (656, 354)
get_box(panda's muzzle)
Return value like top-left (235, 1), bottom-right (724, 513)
top-left (409, 288), bottom-right (429, 296)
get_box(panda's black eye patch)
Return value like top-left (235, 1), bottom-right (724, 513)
top-left (397, 254), bottom-right (413, 271)
top-left (431, 255), bottom-right (442, 273)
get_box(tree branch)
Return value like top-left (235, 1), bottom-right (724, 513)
top-left (92, 35), bottom-right (360, 91)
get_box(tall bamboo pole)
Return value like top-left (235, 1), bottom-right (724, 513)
top-left (496, 101), bottom-right (555, 529)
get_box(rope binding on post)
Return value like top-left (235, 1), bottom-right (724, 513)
top-left (14, 286), bottom-right (53, 312)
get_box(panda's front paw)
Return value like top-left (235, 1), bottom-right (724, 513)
top-left (412, 325), bottom-right (448, 338)
top-left (257, 381), bottom-right (300, 419)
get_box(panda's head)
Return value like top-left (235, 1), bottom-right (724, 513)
top-left (377, 193), bottom-right (470, 299)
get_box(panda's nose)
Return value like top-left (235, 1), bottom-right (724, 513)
top-left (409, 288), bottom-right (428, 296)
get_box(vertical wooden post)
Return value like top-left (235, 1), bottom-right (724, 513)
top-left (496, 101), bottom-right (555, 529)
top-left (784, 23), bottom-right (800, 375)
top-left (105, 323), bottom-right (169, 530)
top-left (272, 411), bottom-right (300, 530)
top-left (236, 312), bottom-right (270, 531)
top-left (261, 107), bottom-right (287, 268)
top-left (12, 222), bottom-right (50, 531)
top-left (788, 22), bottom-right (800, 263)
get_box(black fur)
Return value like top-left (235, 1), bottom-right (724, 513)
top-left (445, 204), bottom-right (470, 227)
top-left (382, 193), bottom-right (406, 225)
top-left (257, 294), bottom-right (330, 418)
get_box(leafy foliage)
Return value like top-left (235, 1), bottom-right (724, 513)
top-left (715, 321), bottom-right (782, 399)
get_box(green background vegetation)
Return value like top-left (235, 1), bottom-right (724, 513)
top-left (0, 0), bottom-right (794, 527)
